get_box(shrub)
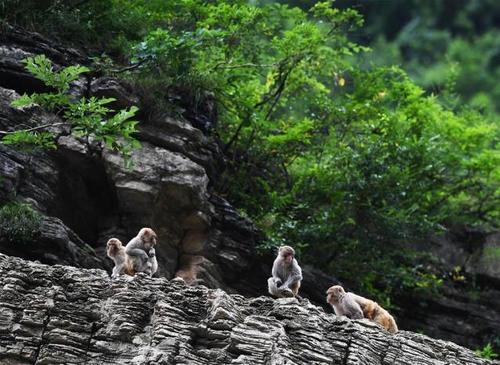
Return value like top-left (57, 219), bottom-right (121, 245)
top-left (2, 55), bottom-right (140, 164)
top-left (476, 343), bottom-right (498, 360)
top-left (0, 202), bottom-right (42, 244)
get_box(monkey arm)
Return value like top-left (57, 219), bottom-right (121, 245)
top-left (111, 266), bottom-right (120, 278)
top-left (148, 248), bottom-right (156, 258)
top-left (125, 246), bottom-right (149, 262)
top-left (271, 258), bottom-right (279, 277)
top-left (282, 273), bottom-right (302, 288)
top-left (270, 258), bottom-right (283, 285)
top-left (281, 261), bottom-right (302, 289)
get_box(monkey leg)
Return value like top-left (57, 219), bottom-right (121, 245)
top-left (111, 266), bottom-right (120, 278)
top-left (143, 263), bottom-right (153, 276)
top-left (280, 288), bottom-right (294, 297)
top-left (290, 281), bottom-right (301, 296)
top-left (268, 277), bottom-right (282, 296)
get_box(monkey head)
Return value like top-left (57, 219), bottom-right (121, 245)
top-left (106, 238), bottom-right (123, 256)
top-left (278, 245), bottom-right (295, 265)
top-left (326, 285), bottom-right (345, 304)
top-left (139, 228), bottom-right (157, 250)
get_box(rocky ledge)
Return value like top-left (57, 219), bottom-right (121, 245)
top-left (0, 254), bottom-right (497, 365)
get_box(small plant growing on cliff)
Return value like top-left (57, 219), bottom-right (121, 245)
top-left (476, 343), bottom-right (498, 360)
top-left (0, 202), bottom-right (42, 244)
top-left (1, 54), bottom-right (140, 161)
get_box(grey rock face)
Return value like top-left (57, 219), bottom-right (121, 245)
top-left (400, 229), bottom-right (500, 350)
top-left (0, 25), bottom-right (86, 95)
top-left (0, 216), bottom-right (106, 270)
top-left (468, 232), bottom-right (500, 281)
top-left (0, 253), bottom-right (497, 365)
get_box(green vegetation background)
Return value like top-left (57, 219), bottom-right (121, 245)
top-left (1, 0), bottom-right (499, 322)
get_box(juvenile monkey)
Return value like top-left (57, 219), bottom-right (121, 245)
top-left (106, 238), bottom-right (134, 277)
top-left (125, 228), bottom-right (158, 276)
top-left (268, 246), bottom-right (302, 298)
top-left (326, 285), bottom-right (398, 333)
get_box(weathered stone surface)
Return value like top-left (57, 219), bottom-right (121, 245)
top-left (468, 232), bottom-right (500, 282)
top-left (398, 282), bottom-right (500, 353)
top-left (402, 229), bottom-right (500, 350)
top-left (0, 253), bottom-right (497, 365)
top-left (0, 215), bottom-right (106, 270)
top-left (137, 116), bottom-right (223, 181)
top-left (0, 25), bottom-right (86, 95)
top-left (90, 77), bottom-right (140, 110)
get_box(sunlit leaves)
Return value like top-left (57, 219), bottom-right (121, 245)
top-left (5, 55), bottom-right (140, 161)
top-left (1, 131), bottom-right (56, 150)
top-left (23, 54), bottom-right (89, 92)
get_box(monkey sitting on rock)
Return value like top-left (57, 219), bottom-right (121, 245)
top-left (106, 238), bottom-right (133, 278)
top-left (125, 227), bottom-right (158, 276)
top-left (106, 227), bottom-right (158, 278)
top-left (326, 285), bottom-right (398, 333)
top-left (268, 245), bottom-right (303, 298)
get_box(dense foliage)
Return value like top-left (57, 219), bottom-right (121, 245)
top-left (2, 55), bottom-right (140, 161)
top-left (0, 202), bottom-right (42, 244)
top-left (476, 343), bottom-right (499, 360)
top-left (1, 1), bottom-right (499, 305)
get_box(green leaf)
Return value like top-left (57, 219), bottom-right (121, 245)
top-left (11, 94), bottom-right (34, 108)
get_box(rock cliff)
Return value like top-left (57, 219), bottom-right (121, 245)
top-left (0, 253), bottom-right (497, 365)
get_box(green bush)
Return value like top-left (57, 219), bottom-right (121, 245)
top-left (0, 202), bottom-right (42, 244)
top-left (226, 65), bottom-right (498, 302)
top-left (2, 55), bottom-right (140, 163)
top-left (476, 343), bottom-right (498, 360)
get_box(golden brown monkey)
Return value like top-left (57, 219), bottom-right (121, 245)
top-left (360, 299), bottom-right (398, 333)
top-left (106, 238), bottom-right (134, 277)
top-left (326, 285), bottom-right (398, 333)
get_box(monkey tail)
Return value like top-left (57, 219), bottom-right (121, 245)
top-left (387, 315), bottom-right (398, 333)
top-left (125, 262), bottom-right (136, 276)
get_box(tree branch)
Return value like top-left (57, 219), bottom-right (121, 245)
top-left (111, 59), bottom-right (147, 74)
top-left (212, 62), bottom-right (275, 71)
top-left (0, 122), bottom-right (68, 135)
top-left (223, 114), bottom-right (249, 153)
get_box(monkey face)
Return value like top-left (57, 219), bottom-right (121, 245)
top-left (106, 238), bottom-right (122, 249)
top-left (326, 285), bottom-right (344, 303)
top-left (279, 246), bottom-right (295, 265)
top-left (326, 288), bottom-right (334, 304)
top-left (281, 252), bottom-right (294, 265)
top-left (106, 238), bottom-right (123, 255)
top-left (140, 228), bottom-right (157, 249)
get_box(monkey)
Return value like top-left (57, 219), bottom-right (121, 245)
top-left (361, 299), bottom-right (398, 333)
top-left (125, 227), bottom-right (158, 276)
top-left (106, 238), bottom-right (134, 277)
top-left (326, 285), bottom-right (364, 319)
top-left (147, 246), bottom-right (158, 276)
top-left (268, 245), bottom-right (302, 298)
top-left (326, 285), bottom-right (398, 333)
